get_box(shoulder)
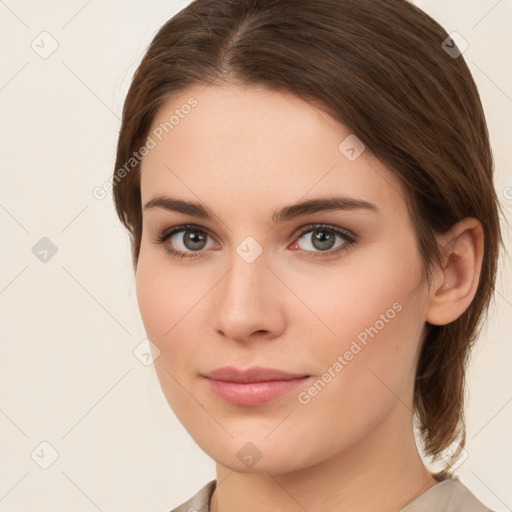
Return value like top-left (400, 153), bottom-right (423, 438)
top-left (168, 480), bottom-right (217, 512)
top-left (401, 477), bottom-right (494, 512)
top-left (167, 477), bottom-right (494, 512)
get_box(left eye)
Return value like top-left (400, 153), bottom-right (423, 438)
top-left (156, 225), bottom-right (216, 256)
top-left (290, 224), bottom-right (356, 256)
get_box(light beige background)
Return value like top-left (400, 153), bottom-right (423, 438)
top-left (0, 1), bottom-right (511, 510)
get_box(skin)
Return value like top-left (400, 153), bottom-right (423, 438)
top-left (136, 83), bottom-right (484, 512)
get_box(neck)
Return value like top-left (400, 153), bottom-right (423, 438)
top-left (210, 403), bottom-right (438, 512)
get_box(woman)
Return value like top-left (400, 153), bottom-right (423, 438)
top-left (112, 0), bottom-right (504, 510)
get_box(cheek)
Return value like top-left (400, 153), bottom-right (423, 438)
top-left (285, 239), bottom-right (423, 351)
top-left (136, 260), bottom-right (170, 341)
top-left (293, 250), bottom-right (425, 424)
top-left (135, 249), bottom-right (210, 372)
top-left (135, 254), bottom-right (201, 418)
top-left (290, 289), bottom-right (423, 464)
top-left (136, 251), bottom-right (184, 355)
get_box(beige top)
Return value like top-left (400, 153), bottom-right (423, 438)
top-left (169, 476), bottom-right (494, 512)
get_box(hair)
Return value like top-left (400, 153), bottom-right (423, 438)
top-left (112, 0), bottom-right (506, 472)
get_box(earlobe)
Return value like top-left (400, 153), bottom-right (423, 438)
top-left (426, 218), bottom-right (484, 326)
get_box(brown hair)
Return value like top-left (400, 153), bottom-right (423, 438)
top-left (112, 0), bottom-right (506, 470)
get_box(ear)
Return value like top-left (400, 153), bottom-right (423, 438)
top-left (426, 217), bottom-right (485, 326)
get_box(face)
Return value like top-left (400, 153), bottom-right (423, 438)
top-left (136, 83), bottom-right (432, 473)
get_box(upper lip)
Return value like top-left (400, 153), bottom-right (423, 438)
top-left (202, 366), bottom-right (310, 383)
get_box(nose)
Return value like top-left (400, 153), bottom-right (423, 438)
top-left (213, 249), bottom-right (286, 344)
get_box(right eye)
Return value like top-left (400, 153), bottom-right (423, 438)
top-left (154, 224), bottom-right (218, 259)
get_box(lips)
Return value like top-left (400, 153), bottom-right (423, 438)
top-left (203, 366), bottom-right (310, 382)
top-left (201, 366), bottom-right (311, 406)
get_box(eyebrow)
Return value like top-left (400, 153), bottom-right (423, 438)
top-left (143, 195), bottom-right (379, 225)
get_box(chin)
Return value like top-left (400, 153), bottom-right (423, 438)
top-left (193, 434), bottom-right (321, 475)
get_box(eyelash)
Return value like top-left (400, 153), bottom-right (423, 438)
top-left (153, 223), bottom-right (357, 260)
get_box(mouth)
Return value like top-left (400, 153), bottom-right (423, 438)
top-left (201, 366), bottom-right (311, 407)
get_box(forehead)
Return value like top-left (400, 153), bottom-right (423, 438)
top-left (140, 83), bottom-right (407, 219)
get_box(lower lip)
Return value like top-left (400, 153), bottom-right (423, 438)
top-left (204, 377), bottom-right (310, 407)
